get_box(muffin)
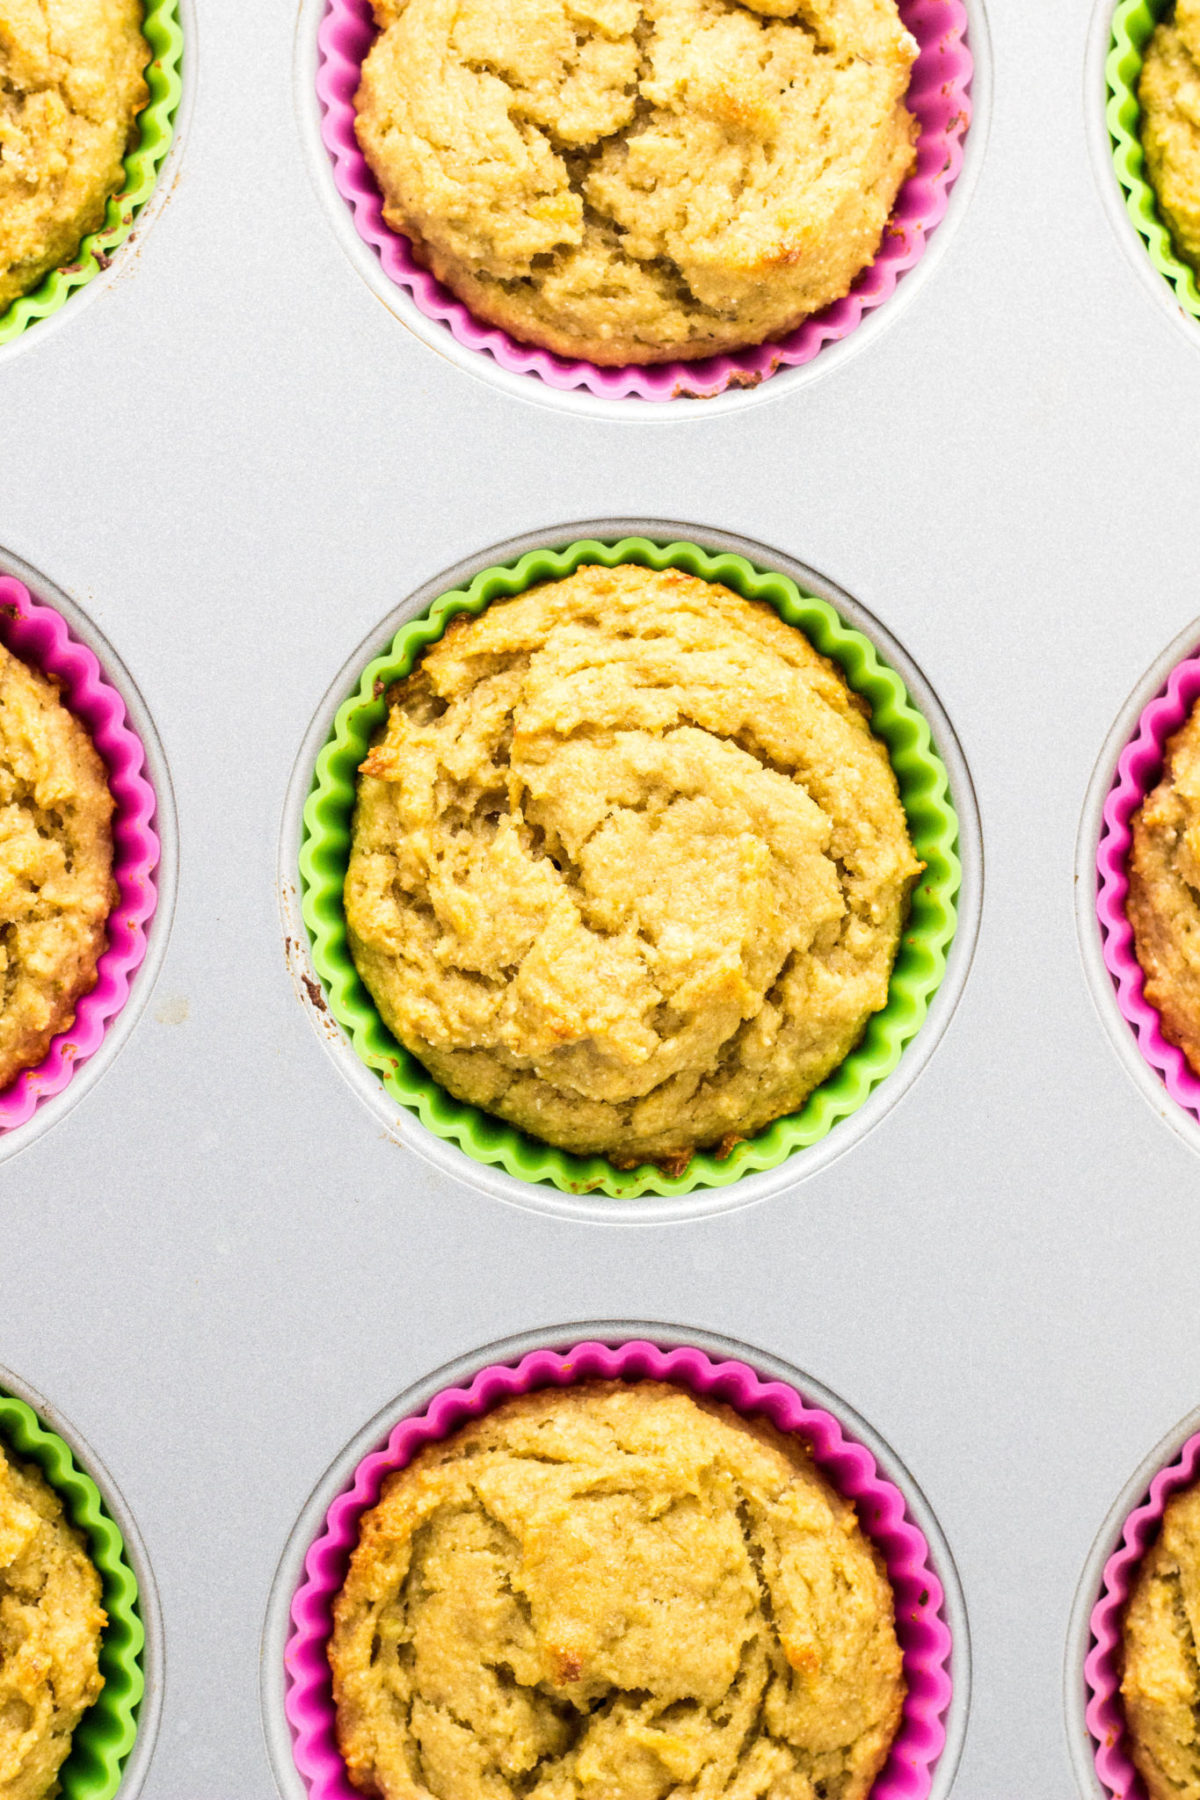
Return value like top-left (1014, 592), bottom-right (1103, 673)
top-left (0, 1), bottom-right (150, 313)
top-left (0, 642), bottom-right (116, 1092)
top-left (352, 0), bottom-right (919, 365)
top-left (1121, 1475), bottom-right (1200, 1800)
top-left (1138, 0), bottom-right (1200, 273)
top-left (1126, 697), bottom-right (1200, 1074)
top-left (0, 1439), bottom-right (106, 1800)
top-left (344, 563), bottom-right (921, 1171)
top-left (329, 1380), bottom-right (906, 1800)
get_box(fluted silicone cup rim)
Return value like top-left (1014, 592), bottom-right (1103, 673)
top-left (1095, 642), bottom-right (1200, 1124)
top-left (283, 1338), bottom-right (956, 1800)
top-left (0, 0), bottom-right (184, 348)
top-left (1083, 1425), bottom-right (1200, 1798)
top-left (314, 0), bottom-right (973, 401)
top-left (0, 576), bottom-right (161, 1132)
top-left (298, 536), bottom-right (961, 1199)
top-left (0, 1390), bottom-right (145, 1800)
top-left (1106, 0), bottom-right (1200, 325)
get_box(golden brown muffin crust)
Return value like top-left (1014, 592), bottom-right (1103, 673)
top-left (344, 564), bottom-right (920, 1168)
top-left (1139, 0), bottom-right (1200, 272)
top-left (330, 1381), bottom-right (906, 1800)
top-left (0, 0), bottom-right (150, 312)
top-left (353, 0), bottom-right (918, 364)
top-left (1122, 1479), bottom-right (1200, 1800)
top-left (1127, 700), bottom-right (1200, 1075)
top-left (0, 642), bottom-right (116, 1093)
top-left (0, 1442), bottom-right (106, 1800)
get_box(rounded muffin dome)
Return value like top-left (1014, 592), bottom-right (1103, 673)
top-left (0, 643), bottom-right (116, 1094)
top-left (1138, 0), bottom-right (1200, 274)
top-left (1122, 1475), bottom-right (1200, 1800)
top-left (0, 0), bottom-right (149, 312)
top-left (352, 0), bottom-right (919, 363)
top-left (0, 1440), bottom-right (106, 1800)
top-left (329, 1381), bottom-right (905, 1800)
top-left (344, 563), bottom-right (920, 1170)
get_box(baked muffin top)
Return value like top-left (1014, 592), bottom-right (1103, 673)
top-left (330, 1381), bottom-right (906, 1800)
top-left (0, 642), bottom-right (116, 1093)
top-left (1139, 0), bottom-right (1200, 272)
top-left (345, 563), bottom-right (920, 1169)
top-left (0, 0), bottom-right (150, 313)
top-left (353, 0), bottom-right (918, 364)
top-left (0, 1441), bottom-right (106, 1800)
top-left (1122, 1477), bottom-right (1200, 1800)
top-left (1127, 698), bottom-right (1200, 1075)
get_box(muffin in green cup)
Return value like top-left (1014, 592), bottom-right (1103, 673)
top-left (300, 535), bottom-right (962, 1203)
top-left (1107, 0), bottom-right (1200, 323)
top-left (0, 0), bottom-right (184, 350)
top-left (0, 1387), bottom-right (146, 1800)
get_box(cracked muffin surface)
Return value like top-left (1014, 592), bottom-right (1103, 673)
top-left (329, 1381), bottom-right (906, 1800)
top-left (0, 1441), bottom-right (106, 1800)
top-left (1139, 0), bottom-right (1200, 273)
top-left (0, 642), bottom-right (115, 1093)
top-left (352, 0), bottom-right (919, 363)
top-left (1122, 1477), bottom-right (1200, 1800)
top-left (344, 563), bottom-right (920, 1170)
top-left (1127, 699), bottom-right (1200, 1077)
top-left (0, 0), bottom-right (150, 313)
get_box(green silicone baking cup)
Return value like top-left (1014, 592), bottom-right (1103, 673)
top-left (1107, 0), bottom-right (1200, 322)
top-left (0, 1391), bottom-right (144, 1800)
top-left (300, 538), bottom-right (962, 1200)
top-left (0, 0), bottom-right (184, 348)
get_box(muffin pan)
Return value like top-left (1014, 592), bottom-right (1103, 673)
top-left (261, 1327), bottom-right (969, 1800)
top-left (0, 546), bottom-right (176, 1163)
top-left (0, 1362), bottom-right (163, 1800)
top-left (295, 0), bottom-right (991, 414)
top-left (5, 0), bottom-right (1200, 1793)
top-left (0, 0), bottom-right (189, 360)
top-left (286, 522), bottom-right (977, 1219)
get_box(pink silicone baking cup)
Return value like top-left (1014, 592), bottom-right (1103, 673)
top-left (0, 575), bottom-right (159, 1132)
top-left (316, 0), bottom-right (973, 402)
top-left (1084, 1428), bottom-right (1200, 1798)
top-left (1095, 646), bottom-right (1200, 1125)
top-left (284, 1339), bottom-right (954, 1799)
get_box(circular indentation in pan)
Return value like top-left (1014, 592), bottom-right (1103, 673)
top-left (0, 1360), bottom-right (164, 1800)
top-left (1085, 0), bottom-right (1200, 349)
top-left (1065, 1403), bottom-right (1200, 1800)
top-left (0, 545), bottom-right (177, 1163)
top-left (1077, 616), bottom-right (1200, 1160)
top-left (260, 1323), bottom-right (970, 1800)
top-left (293, 0), bottom-right (989, 416)
top-left (279, 520), bottom-right (982, 1222)
top-left (0, 0), bottom-right (191, 362)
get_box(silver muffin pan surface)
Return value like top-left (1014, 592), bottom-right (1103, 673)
top-left (3, 0), bottom-right (1200, 1794)
top-left (279, 518), bottom-right (983, 1225)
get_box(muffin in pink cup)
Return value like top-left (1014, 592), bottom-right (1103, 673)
top-left (311, 0), bottom-right (977, 407)
top-left (1094, 640), bottom-right (1200, 1135)
top-left (275, 1332), bottom-right (962, 1800)
top-left (1083, 1421), bottom-right (1200, 1800)
top-left (0, 568), bottom-right (164, 1149)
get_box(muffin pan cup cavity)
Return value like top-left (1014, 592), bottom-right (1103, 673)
top-left (1083, 627), bottom-right (1200, 1151)
top-left (1090, 0), bottom-right (1200, 335)
top-left (0, 0), bottom-right (185, 353)
top-left (304, 0), bottom-right (979, 411)
top-left (293, 528), bottom-right (971, 1213)
top-left (266, 1329), bottom-right (966, 1800)
top-left (0, 558), bottom-right (175, 1159)
top-left (0, 1367), bottom-right (163, 1800)
top-left (1066, 1408), bottom-right (1200, 1800)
